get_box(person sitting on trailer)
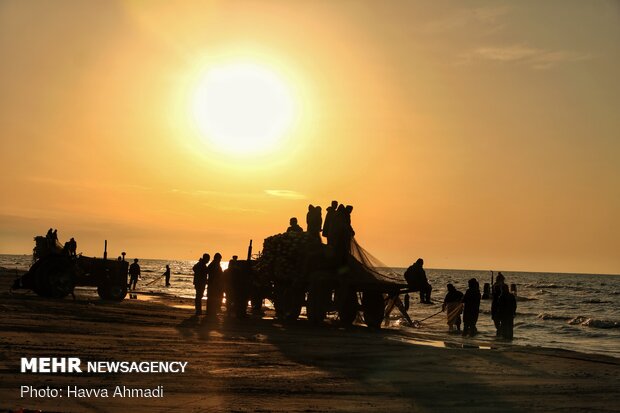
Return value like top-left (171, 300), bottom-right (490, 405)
top-left (286, 217), bottom-right (303, 233)
top-left (404, 258), bottom-right (433, 304)
top-left (442, 283), bottom-right (464, 332)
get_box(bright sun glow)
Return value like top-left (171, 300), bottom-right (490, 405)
top-left (191, 62), bottom-right (296, 156)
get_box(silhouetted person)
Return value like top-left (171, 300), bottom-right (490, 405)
top-left (52, 229), bottom-right (58, 242)
top-left (193, 254), bottom-right (210, 315)
top-left (344, 205), bottom-right (355, 236)
top-left (443, 283), bottom-right (463, 332)
top-left (206, 253), bottom-right (224, 317)
top-left (287, 217), bottom-right (303, 233)
top-left (46, 228), bottom-right (53, 239)
top-left (163, 264), bottom-right (171, 287)
top-left (491, 272), bottom-right (506, 336)
top-left (68, 237), bottom-right (77, 257)
top-left (329, 204), bottom-right (354, 264)
top-left (128, 258), bottom-right (141, 291)
top-left (404, 258), bottom-right (432, 303)
top-left (322, 200), bottom-right (338, 242)
top-left (306, 205), bottom-right (323, 241)
top-left (497, 284), bottom-right (517, 340)
top-left (462, 278), bottom-right (481, 337)
top-left (223, 255), bottom-right (238, 312)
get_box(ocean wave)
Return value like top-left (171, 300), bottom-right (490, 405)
top-left (568, 316), bottom-right (619, 329)
top-left (526, 283), bottom-right (562, 289)
top-left (538, 313), bottom-right (571, 321)
top-left (581, 299), bottom-right (612, 304)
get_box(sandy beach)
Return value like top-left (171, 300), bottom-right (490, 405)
top-left (1, 267), bottom-right (618, 413)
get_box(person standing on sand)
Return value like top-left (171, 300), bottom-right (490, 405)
top-left (193, 254), bottom-right (210, 315)
top-left (206, 253), bottom-right (224, 317)
top-left (462, 278), bottom-right (481, 337)
top-left (163, 264), bottom-right (171, 287)
top-left (442, 284), bottom-right (463, 332)
top-left (491, 272), bottom-right (506, 336)
top-left (497, 283), bottom-right (517, 340)
top-left (128, 259), bottom-right (141, 290)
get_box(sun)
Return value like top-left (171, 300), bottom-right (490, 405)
top-left (191, 62), bottom-right (296, 156)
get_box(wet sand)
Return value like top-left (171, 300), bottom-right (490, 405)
top-left (1, 267), bottom-right (618, 413)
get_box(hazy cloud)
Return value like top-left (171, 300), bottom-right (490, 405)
top-left (264, 189), bottom-right (306, 200)
top-left (461, 44), bottom-right (592, 69)
top-left (421, 5), bottom-right (511, 34)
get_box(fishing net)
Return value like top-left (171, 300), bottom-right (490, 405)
top-left (349, 237), bottom-right (406, 285)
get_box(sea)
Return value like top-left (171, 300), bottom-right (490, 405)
top-left (2, 254), bottom-right (619, 359)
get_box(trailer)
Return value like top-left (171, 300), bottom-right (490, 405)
top-left (250, 232), bottom-right (408, 328)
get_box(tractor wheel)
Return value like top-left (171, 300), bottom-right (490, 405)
top-left (362, 290), bottom-right (385, 329)
top-left (273, 283), bottom-right (303, 321)
top-left (307, 281), bottom-right (331, 324)
top-left (33, 256), bottom-right (75, 298)
top-left (337, 286), bottom-right (359, 326)
top-left (98, 282), bottom-right (128, 301)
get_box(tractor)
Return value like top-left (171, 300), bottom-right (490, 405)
top-left (13, 235), bottom-right (129, 301)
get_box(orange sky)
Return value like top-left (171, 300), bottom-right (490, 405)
top-left (1, 1), bottom-right (619, 274)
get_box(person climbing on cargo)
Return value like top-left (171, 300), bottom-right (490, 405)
top-left (491, 272), bottom-right (506, 336)
top-left (404, 258), bottom-right (433, 304)
top-left (322, 200), bottom-right (338, 242)
top-left (287, 217), bottom-right (303, 233)
top-left (442, 283), bottom-right (463, 332)
top-left (462, 278), bottom-right (481, 337)
top-left (306, 205), bottom-right (323, 241)
top-left (69, 237), bottom-right (77, 257)
top-left (330, 204), bottom-right (354, 265)
top-left (193, 253), bottom-right (210, 315)
top-left (497, 283), bottom-right (517, 340)
top-left (206, 253), bottom-right (224, 317)
top-left (128, 258), bottom-right (141, 290)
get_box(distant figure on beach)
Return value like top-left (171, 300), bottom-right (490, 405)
top-left (163, 265), bottom-right (171, 287)
top-left (206, 253), bottom-right (224, 317)
top-left (129, 259), bottom-right (141, 291)
top-left (491, 272), bottom-right (506, 336)
top-left (306, 205), bottom-right (323, 241)
top-left (462, 278), bottom-right (481, 337)
top-left (497, 284), bottom-right (517, 340)
top-left (442, 284), bottom-right (463, 332)
top-left (322, 200), bottom-right (338, 242)
top-left (404, 258), bottom-right (432, 304)
top-left (192, 254), bottom-right (210, 315)
top-left (287, 217), bottom-right (303, 233)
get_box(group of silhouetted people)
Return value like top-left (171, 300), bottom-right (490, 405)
top-left (441, 272), bottom-right (517, 339)
top-left (46, 228), bottom-right (78, 257)
top-left (192, 252), bottom-right (225, 316)
top-left (491, 272), bottom-right (517, 339)
top-left (286, 200), bottom-right (355, 264)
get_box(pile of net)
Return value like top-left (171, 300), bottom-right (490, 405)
top-left (254, 232), bottom-right (312, 282)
